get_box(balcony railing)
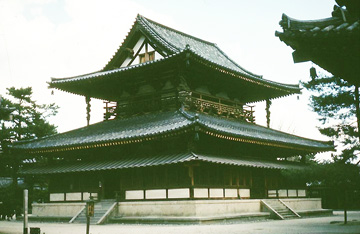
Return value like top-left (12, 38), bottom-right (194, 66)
top-left (104, 91), bottom-right (255, 123)
top-left (186, 92), bottom-right (255, 123)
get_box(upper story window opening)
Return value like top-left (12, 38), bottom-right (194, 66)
top-left (139, 43), bottom-right (155, 63)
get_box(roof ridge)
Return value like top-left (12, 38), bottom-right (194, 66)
top-left (280, 13), bottom-right (343, 30)
top-left (137, 15), bottom-right (179, 53)
top-left (138, 14), bottom-right (217, 49)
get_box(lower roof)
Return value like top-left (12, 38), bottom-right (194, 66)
top-left (18, 151), bottom-right (304, 175)
top-left (11, 109), bottom-right (334, 154)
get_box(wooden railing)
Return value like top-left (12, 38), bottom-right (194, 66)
top-left (186, 92), bottom-right (255, 123)
top-left (103, 91), bottom-right (255, 122)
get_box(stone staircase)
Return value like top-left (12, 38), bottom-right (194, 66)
top-left (261, 199), bottom-right (300, 220)
top-left (70, 200), bottom-right (117, 224)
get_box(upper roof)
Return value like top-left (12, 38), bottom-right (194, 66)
top-left (11, 109), bottom-right (334, 154)
top-left (49, 15), bottom-right (300, 102)
top-left (276, 5), bottom-right (360, 84)
top-left (105, 15), bottom-right (260, 78)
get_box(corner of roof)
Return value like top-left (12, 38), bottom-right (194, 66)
top-left (178, 107), bottom-right (195, 121)
top-left (190, 151), bottom-right (199, 159)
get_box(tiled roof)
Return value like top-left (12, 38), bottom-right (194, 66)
top-left (18, 151), bottom-right (304, 175)
top-left (12, 110), bottom-right (192, 151)
top-left (50, 48), bottom-right (300, 96)
top-left (196, 112), bottom-right (331, 150)
top-left (276, 13), bottom-right (359, 42)
top-left (137, 15), bottom-right (260, 79)
top-left (12, 109), bottom-right (333, 153)
top-left (50, 15), bottom-right (300, 99)
top-left (275, 7), bottom-right (360, 85)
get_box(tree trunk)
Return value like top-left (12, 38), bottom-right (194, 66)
top-left (355, 85), bottom-right (360, 141)
top-left (344, 189), bottom-right (348, 225)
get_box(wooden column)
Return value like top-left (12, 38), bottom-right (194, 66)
top-left (86, 96), bottom-right (91, 126)
top-left (188, 165), bottom-right (194, 199)
top-left (266, 99), bottom-right (272, 128)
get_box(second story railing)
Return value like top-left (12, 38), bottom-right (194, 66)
top-left (104, 91), bottom-right (255, 123)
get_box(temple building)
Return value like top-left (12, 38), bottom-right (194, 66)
top-left (276, 0), bottom-right (360, 85)
top-left (11, 15), bottom-right (333, 223)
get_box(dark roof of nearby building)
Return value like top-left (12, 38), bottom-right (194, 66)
top-left (18, 151), bottom-right (304, 175)
top-left (0, 177), bottom-right (25, 189)
top-left (11, 109), bottom-right (333, 154)
top-left (276, 5), bottom-right (360, 84)
top-left (49, 15), bottom-right (300, 102)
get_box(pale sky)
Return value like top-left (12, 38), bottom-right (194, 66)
top-left (0, 0), bottom-right (336, 160)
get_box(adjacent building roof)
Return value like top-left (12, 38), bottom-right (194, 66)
top-left (18, 151), bottom-right (304, 175)
top-left (276, 4), bottom-right (360, 85)
top-left (49, 15), bottom-right (300, 102)
top-left (11, 109), bottom-right (333, 154)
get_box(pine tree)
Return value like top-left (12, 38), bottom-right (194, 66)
top-left (0, 87), bottom-right (58, 217)
top-left (302, 72), bottom-right (360, 224)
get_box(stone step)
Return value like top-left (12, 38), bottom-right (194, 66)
top-left (71, 201), bottom-right (116, 224)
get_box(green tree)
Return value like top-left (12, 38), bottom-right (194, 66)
top-left (0, 87), bottom-right (58, 216)
top-left (302, 73), bottom-right (360, 224)
top-left (303, 75), bottom-right (359, 163)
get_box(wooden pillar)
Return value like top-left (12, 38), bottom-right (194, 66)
top-left (266, 99), bottom-right (272, 128)
top-left (188, 165), bottom-right (194, 198)
top-left (86, 96), bottom-right (91, 126)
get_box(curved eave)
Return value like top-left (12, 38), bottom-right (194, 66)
top-left (199, 126), bottom-right (334, 154)
top-left (49, 51), bottom-right (184, 99)
top-left (12, 121), bottom-right (195, 154)
top-left (49, 49), bottom-right (300, 101)
top-left (276, 13), bottom-right (359, 44)
top-left (279, 13), bottom-right (343, 31)
top-left (186, 49), bottom-right (300, 99)
top-left (12, 110), bottom-right (334, 155)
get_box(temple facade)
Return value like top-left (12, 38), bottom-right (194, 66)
top-left (12, 15), bottom-right (333, 223)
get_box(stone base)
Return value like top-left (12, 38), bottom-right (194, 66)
top-left (110, 212), bottom-right (270, 224)
top-left (30, 198), bottom-right (327, 223)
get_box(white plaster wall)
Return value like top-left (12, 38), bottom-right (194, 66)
top-left (66, 193), bottom-right (82, 201)
top-left (282, 198), bottom-right (322, 211)
top-left (239, 189), bottom-right (250, 198)
top-left (288, 190), bottom-right (297, 197)
top-left (278, 189), bottom-right (287, 197)
top-left (194, 188), bottom-right (208, 198)
top-left (209, 189), bottom-right (223, 198)
top-left (167, 189), bottom-right (190, 199)
top-left (145, 189), bottom-right (166, 199)
top-left (225, 189), bottom-right (238, 198)
top-left (126, 190), bottom-right (144, 200)
top-left (50, 193), bottom-right (64, 202)
top-left (298, 190), bottom-right (306, 197)
top-left (32, 203), bottom-right (85, 217)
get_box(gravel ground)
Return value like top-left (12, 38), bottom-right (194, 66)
top-left (0, 211), bottom-right (359, 234)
